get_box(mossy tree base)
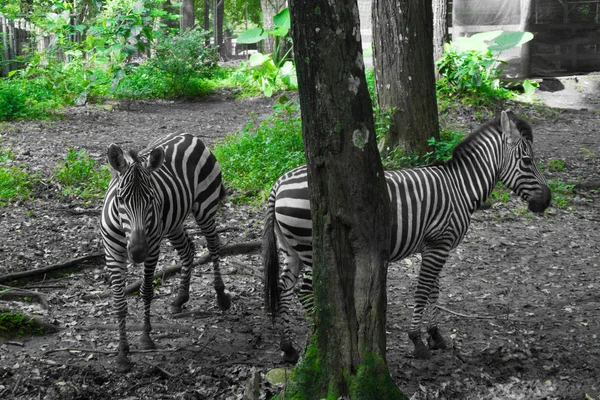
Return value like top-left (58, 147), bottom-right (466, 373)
top-left (281, 337), bottom-right (407, 400)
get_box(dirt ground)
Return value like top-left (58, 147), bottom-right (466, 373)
top-left (0, 79), bottom-right (599, 400)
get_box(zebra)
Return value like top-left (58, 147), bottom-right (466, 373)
top-left (263, 110), bottom-right (551, 362)
top-left (101, 133), bottom-right (231, 371)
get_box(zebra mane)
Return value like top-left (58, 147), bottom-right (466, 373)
top-left (450, 114), bottom-right (533, 161)
top-left (127, 149), bottom-right (143, 164)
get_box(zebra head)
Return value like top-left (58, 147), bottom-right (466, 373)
top-left (107, 144), bottom-right (165, 264)
top-left (498, 110), bottom-right (551, 213)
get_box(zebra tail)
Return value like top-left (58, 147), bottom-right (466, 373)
top-left (263, 190), bottom-right (280, 319)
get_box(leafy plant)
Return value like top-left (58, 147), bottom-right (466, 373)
top-left (547, 158), bottom-right (566, 172)
top-left (148, 28), bottom-right (218, 97)
top-left (548, 179), bottom-right (575, 209)
top-left (0, 83), bottom-right (28, 120)
top-left (213, 99), bottom-right (304, 201)
top-left (436, 30), bottom-right (533, 97)
top-left (0, 145), bottom-right (33, 205)
top-left (54, 149), bottom-right (111, 200)
top-left (236, 8), bottom-right (297, 97)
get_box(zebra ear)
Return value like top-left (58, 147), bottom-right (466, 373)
top-left (107, 144), bottom-right (128, 174)
top-left (147, 146), bottom-right (165, 172)
top-left (501, 110), bottom-right (520, 145)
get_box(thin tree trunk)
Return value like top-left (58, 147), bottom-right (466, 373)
top-left (372, 0), bottom-right (440, 156)
top-left (180, 0), bottom-right (195, 32)
top-left (286, 0), bottom-right (404, 397)
top-left (520, 0), bottom-right (533, 77)
top-left (433, 0), bottom-right (449, 78)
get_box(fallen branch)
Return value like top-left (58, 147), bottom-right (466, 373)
top-left (78, 323), bottom-right (196, 333)
top-left (435, 304), bottom-right (521, 321)
top-left (83, 240), bottom-right (261, 300)
top-left (0, 285), bottom-right (50, 309)
top-left (0, 252), bottom-right (104, 284)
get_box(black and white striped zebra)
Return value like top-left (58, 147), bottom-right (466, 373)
top-left (263, 110), bottom-right (551, 362)
top-left (101, 133), bottom-right (230, 371)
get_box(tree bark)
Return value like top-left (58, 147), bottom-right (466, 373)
top-left (180, 0), bottom-right (195, 32)
top-left (287, 0), bottom-right (404, 397)
top-left (372, 0), bottom-right (440, 156)
top-left (433, 0), bottom-right (449, 77)
top-left (260, 0), bottom-right (286, 54)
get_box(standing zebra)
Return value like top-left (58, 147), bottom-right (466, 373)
top-left (264, 110), bottom-right (551, 362)
top-left (101, 133), bottom-right (230, 371)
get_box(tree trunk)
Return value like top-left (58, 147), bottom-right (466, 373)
top-left (180, 0), bottom-right (195, 32)
top-left (519, 0), bottom-right (533, 77)
top-left (286, 0), bottom-right (404, 397)
top-left (433, 0), bottom-right (449, 78)
top-left (372, 0), bottom-right (440, 156)
top-left (204, 0), bottom-right (210, 46)
top-left (260, 0), bottom-right (286, 54)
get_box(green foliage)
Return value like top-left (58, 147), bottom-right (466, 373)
top-left (547, 158), bottom-right (566, 172)
top-left (54, 148), bottom-right (111, 200)
top-left (381, 127), bottom-right (465, 170)
top-left (148, 28), bottom-right (218, 97)
top-left (0, 83), bottom-right (28, 120)
top-left (488, 183), bottom-right (511, 205)
top-left (0, 145), bottom-right (33, 205)
top-left (548, 179), bottom-right (575, 209)
top-left (436, 30), bottom-right (533, 105)
top-left (213, 99), bottom-right (304, 201)
top-left (236, 8), bottom-right (297, 97)
top-left (0, 312), bottom-right (45, 338)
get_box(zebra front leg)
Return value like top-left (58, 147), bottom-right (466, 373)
top-left (169, 228), bottom-right (195, 313)
top-left (408, 246), bottom-right (449, 359)
top-left (426, 276), bottom-right (447, 351)
top-left (139, 257), bottom-right (159, 350)
top-left (108, 257), bottom-right (132, 371)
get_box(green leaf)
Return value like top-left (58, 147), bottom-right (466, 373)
top-left (270, 26), bottom-right (289, 37)
top-left (237, 27), bottom-right (268, 44)
top-left (247, 52), bottom-right (273, 68)
top-left (470, 30), bottom-right (503, 43)
top-left (452, 36), bottom-right (489, 53)
top-left (273, 8), bottom-right (291, 30)
top-left (489, 31), bottom-right (534, 52)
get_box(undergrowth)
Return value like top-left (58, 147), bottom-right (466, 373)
top-left (0, 312), bottom-right (45, 339)
top-left (54, 148), bottom-right (111, 201)
top-left (213, 98), bottom-right (304, 203)
top-left (0, 145), bottom-right (33, 205)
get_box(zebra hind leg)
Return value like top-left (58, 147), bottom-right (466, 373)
top-left (277, 249), bottom-right (304, 364)
top-left (200, 218), bottom-right (231, 311)
top-left (426, 278), bottom-right (447, 351)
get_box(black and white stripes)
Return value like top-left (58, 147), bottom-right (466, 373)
top-left (101, 133), bottom-right (230, 370)
top-left (264, 111), bottom-right (551, 362)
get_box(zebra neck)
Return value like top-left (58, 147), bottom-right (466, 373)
top-left (445, 144), bottom-right (501, 213)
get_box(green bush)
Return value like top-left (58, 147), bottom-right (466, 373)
top-left (149, 28), bottom-right (218, 97)
top-left (0, 83), bottom-right (28, 120)
top-left (54, 148), bottom-right (111, 200)
top-left (213, 100), bottom-right (304, 201)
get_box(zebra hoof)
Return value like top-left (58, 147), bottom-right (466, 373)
top-left (427, 327), bottom-right (447, 350)
top-left (217, 292), bottom-right (231, 311)
top-left (413, 345), bottom-right (431, 360)
top-left (116, 354), bottom-right (133, 372)
top-left (281, 341), bottom-right (299, 364)
top-left (140, 333), bottom-right (156, 350)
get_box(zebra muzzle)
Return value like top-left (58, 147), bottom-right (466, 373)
top-left (527, 185), bottom-right (551, 213)
top-left (128, 234), bottom-right (149, 264)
